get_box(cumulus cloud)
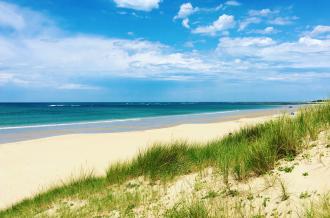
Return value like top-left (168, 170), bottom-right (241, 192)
top-left (174, 3), bottom-right (226, 30)
top-left (113, 0), bottom-right (161, 11)
top-left (1, 36), bottom-right (217, 85)
top-left (174, 3), bottom-right (199, 29)
top-left (174, 2), bottom-right (198, 19)
top-left (215, 35), bottom-right (330, 84)
top-left (1, 1), bottom-right (329, 90)
top-left (0, 2), bottom-right (220, 88)
top-left (217, 35), bottom-right (330, 68)
top-left (193, 14), bottom-right (235, 36)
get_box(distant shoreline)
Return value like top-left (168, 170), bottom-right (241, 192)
top-left (0, 105), bottom-right (298, 144)
top-left (0, 102), bottom-right (298, 129)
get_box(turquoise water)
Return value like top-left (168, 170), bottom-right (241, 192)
top-left (0, 102), bottom-right (296, 129)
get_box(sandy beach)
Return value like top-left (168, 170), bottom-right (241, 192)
top-left (0, 110), bottom-right (286, 209)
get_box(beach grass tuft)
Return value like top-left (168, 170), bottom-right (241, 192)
top-left (164, 201), bottom-right (209, 218)
top-left (306, 192), bottom-right (330, 217)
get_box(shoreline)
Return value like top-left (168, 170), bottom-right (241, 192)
top-left (0, 106), bottom-right (296, 144)
top-left (0, 107), bottom-right (295, 209)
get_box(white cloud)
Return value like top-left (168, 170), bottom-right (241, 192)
top-left (0, 2), bottom-right (219, 88)
top-left (269, 16), bottom-right (297, 25)
top-left (253, 26), bottom-right (275, 34)
top-left (113, 0), bottom-right (161, 11)
top-left (211, 4), bottom-right (223, 11)
top-left (174, 3), bottom-right (199, 30)
top-left (248, 9), bottom-right (277, 17)
top-left (1, 1), bottom-right (330, 89)
top-left (197, 4), bottom-right (223, 13)
top-left (1, 35), bottom-right (219, 86)
top-left (182, 18), bottom-right (190, 29)
top-left (298, 36), bottom-right (323, 46)
top-left (174, 2), bottom-right (198, 19)
top-left (0, 1), bottom-right (58, 37)
top-left (239, 9), bottom-right (280, 31)
top-left (0, 73), bottom-right (13, 85)
top-left (218, 37), bottom-right (275, 50)
top-left (0, 71), bottom-right (31, 86)
top-left (57, 83), bottom-right (100, 90)
top-left (9, 36), bottom-right (212, 74)
top-left (239, 8), bottom-right (297, 32)
top-left (0, 2), bottom-right (25, 30)
top-left (217, 36), bottom-right (330, 68)
top-left (239, 17), bottom-right (261, 31)
top-left (215, 35), bottom-right (330, 84)
top-left (183, 39), bottom-right (206, 48)
top-left (193, 14), bottom-right (235, 36)
top-left (225, 1), bottom-right (241, 6)
top-left (174, 3), bottom-right (225, 30)
top-left (264, 72), bottom-right (330, 81)
top-left (309, 25), bottom-right (330, 37)
top-left (263, 26), bottom-right (275, 34)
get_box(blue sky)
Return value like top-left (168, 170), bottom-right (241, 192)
top-left (0, 0), bottom-right (329, 102)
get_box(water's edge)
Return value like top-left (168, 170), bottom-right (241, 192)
top-left (0, 106), bottom-right (298, 144)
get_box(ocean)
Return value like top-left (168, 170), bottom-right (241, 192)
top-left (0, 102), bottom-right (296, 129)
top-left (0, 102), bottom-right (299, 143)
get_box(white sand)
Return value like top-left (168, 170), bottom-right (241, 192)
top-left (0, 114), bottom-right (277, 209)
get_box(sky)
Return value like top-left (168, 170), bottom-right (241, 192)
top-left (0, 0), bottom-right (330, 102)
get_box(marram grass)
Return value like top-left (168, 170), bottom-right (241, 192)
top-left (106, 102), bottom-right (330, 183)
top-left (1, 102), bottom-right (330, 217)
top-left (306, 192), bottom-right (330, 217)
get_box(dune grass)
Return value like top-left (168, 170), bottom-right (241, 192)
top-left (1, 102), bottom-right (330, 217)
top-left (164, 201), bottom-right (209, 218)
top-left (306, 193), bottom-right (330, 217)
top-left (106, 102), bottom-right (330, 184)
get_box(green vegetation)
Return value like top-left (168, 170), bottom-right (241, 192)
top-left (1, 103), bottom-right (330, 217)
top-left (299, 191), bottom-right (311, 199)
top-left (165, 201), bottom-right (209, 218)
top-left (306, 193), bottom-right (330, 217)
top-left (278, 165), bottom-right (295, 173)
top-left (279, 180), bottom-right (290, 201)
top-left (202, 191), bottom-right (219, 199)
top-left (106, 102), bottom-right (330, 184)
